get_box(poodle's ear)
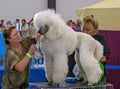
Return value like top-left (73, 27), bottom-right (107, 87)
top-left (44, 13), bottom-right (62, 40)
top-left (46, 24), bottom-right (62, 40)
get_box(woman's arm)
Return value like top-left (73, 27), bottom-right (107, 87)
top-left (14, 44), bottom-right (37, 71)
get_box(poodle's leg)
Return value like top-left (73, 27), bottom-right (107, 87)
top-left (79, 43), bottom-right (102, 85)
top-left (52, 54), bottom-right (68, 84)
top-left (44, 55), bottom-right (53, 82)
top-left (75, 49), bottom-right (88, 83)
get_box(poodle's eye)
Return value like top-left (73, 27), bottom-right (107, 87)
top-left (37, 25), bottom-right (49, 35)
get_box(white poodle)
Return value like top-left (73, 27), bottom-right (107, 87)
top-left (33, 9), bottom-right (103, 86)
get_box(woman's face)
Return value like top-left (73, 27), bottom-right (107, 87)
top-left (82, 23), bottom-right (97, 36)
top-left (8, 29), bottom-right (22, 44)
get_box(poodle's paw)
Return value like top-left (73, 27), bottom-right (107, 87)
top-left (48, 82), bottom-right (53, 86)
top-left (87, 82), bottom-right (93, 86)
top-left (81, 81), bottom-right (88, 85)
top-left (81, 77), bottom-right (88, 84)
top-left (48, 82), bottom-right (59, 87)
top-left (54, 83), bottom-right (59, 87)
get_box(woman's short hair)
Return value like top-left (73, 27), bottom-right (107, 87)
top-left (3, 26), bottom-right (16, 45)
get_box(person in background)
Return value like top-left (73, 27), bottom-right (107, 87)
top-left (0, 19), bottom-right (6, 30)
top-left (2, 26), bottom-right (40, 89)
top-left (0, 24), bottom-right (4, 32)
top-left (29, 22), bottom-right (36, 36)
top-left (66, 19), bottom-right (72, 27)
top-left (82, 15), bottom-right (110, 83)
top-left (6, 20), bottom-right (13, 29)
top-left (13, 19), bottom-right (21, 31)
top-left (72, 21), bottom-right (77, 32)
top-left (66, 19), bottom-right (76, 77)
top-left (0, 19), bottom-right (5, 27)
top-left (21, 19), bottom-right (30, 38)
top-left (76, 19), bottom-right (82, 32)
top-left (66, 19), bottom-right (77, 31)
top-left (13, 19), bottom-right (22, 35)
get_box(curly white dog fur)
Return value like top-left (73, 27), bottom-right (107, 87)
top-left (33, 9), bottom-right (103, 85)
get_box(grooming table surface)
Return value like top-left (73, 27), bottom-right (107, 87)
top-left (29, 81), bottom-right (114, 89)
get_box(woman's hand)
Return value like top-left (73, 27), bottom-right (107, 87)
top-left (32, 33), bottom-right (41, 40)
top-left (28, 44), bottom-right (37, 55)
top-left (100, 55), bottom-right (107, 62)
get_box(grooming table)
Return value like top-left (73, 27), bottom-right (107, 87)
top-left (29, 81), bottom-right (114, 89)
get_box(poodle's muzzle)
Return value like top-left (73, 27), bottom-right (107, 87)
top-left (37, 25), bottom-right (49, 35)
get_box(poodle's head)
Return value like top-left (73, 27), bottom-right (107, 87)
top-left (33, 9), bottom-right (65, 39)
